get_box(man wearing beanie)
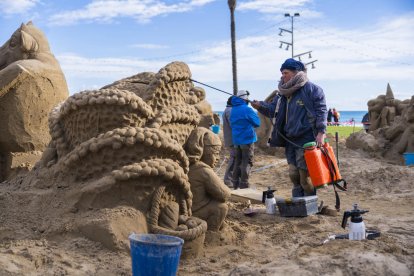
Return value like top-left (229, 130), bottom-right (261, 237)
top-left (252, 58), bottom-right (327, 197)
top-left (230, 90), bottom-right (260, 189)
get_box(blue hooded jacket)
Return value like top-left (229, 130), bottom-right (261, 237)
top-left (257, 81), bottom-right (327, 147)
top-left (230, 97), bottom-right (260, 146)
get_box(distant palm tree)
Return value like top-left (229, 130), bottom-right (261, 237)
top-left (228, 0), bottom-right (238, 95)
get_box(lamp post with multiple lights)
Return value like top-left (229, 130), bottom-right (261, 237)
top-left (279, 13), bottom-right (318, 69)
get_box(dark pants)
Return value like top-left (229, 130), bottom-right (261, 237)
top-left (223, 147), bottom-right (236, 187)
top-left (232, 144), bottom-right (254, 189)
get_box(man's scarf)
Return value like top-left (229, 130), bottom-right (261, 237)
top-left (278, 71), bottom-right (308, 97)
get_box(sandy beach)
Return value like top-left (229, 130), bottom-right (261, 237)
top-left (0, 134), bottom-right (412, 275)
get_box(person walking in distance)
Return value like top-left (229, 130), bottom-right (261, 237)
top-left (222, 96), bottom-right (235, 188)
top-left (327, 108), bottom-right (333, 125)
top-left (230, 90), bottom-right (260, 189)
top-left (251, 58), bottom-right (327, 197)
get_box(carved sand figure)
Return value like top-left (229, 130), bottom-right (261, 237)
top-left (185, 127), bottom-right (231, 231)
top-left (384, 96), bottom-right (414, 155)
top-left (0, 22), bottom-right (68, 180)
top-left (347, 86), bottom-right (413, 164)
top-left (368, 84), bottom-right (400, 131)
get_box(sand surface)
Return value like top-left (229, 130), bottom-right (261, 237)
top-left (0, 137), bottom-right (413, 275)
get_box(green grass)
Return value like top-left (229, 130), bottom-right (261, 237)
top-left (326, 125), bottom-right (363, 138)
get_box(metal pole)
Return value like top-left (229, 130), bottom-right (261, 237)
top-left (228, 0), bottom-right (238, 95)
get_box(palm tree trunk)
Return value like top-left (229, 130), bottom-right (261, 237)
top-left (228, 0), bottom-right (238, 95)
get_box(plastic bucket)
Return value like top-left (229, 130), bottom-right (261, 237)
top-left (129, 233), bottom-right (184, 276)
top-left (403, 152), bottom-right (414, 166)
top-left (211, 124), bottom-right (220, 134)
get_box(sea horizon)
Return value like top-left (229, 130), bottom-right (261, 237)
top-left (214, 110), bottom-right (367, 126)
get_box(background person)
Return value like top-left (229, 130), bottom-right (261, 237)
top-left (230, 90), bottom-right (260, 189)
top-left (327, 108), bottom-right (333, 125)
top-left (251, 58), bottom-right (327, 197)
top-left (333, 108), bottom-right (340, 125)
top-left (222, 96), bottom-right (235, 188)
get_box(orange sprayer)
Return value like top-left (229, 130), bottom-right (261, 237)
top-left (303, 140), bottom-right (343, 188)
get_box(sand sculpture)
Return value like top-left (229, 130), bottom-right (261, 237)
top-left (6, 61), bottom-right (232, 258)
top-left (367, 83), bottom-right (408, 131)
top-left (347, 85), bottom-right (413, 163)
top-left (256, 90), bottom-right (278, 150)
top-left (0, 22), bottom-right (68, 153)
top-left (185, 127), bottom-right (231, 231)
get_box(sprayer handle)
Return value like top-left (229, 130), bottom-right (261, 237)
top-left (341, 211), bottom-right (351, 229)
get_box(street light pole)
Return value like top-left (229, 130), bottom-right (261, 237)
top-left (228, 0), bottom-right (238, 95)
top-left (282, 13), bottom-right (299, 58)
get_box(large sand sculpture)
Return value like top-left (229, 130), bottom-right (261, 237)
top-left (0, 22), bottom-right (68, 180)
top-left (347, 84), bottom-right (413, 163)
top-left (4, 58), bottom-right (230, 258)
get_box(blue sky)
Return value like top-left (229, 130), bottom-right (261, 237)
top-left (1, 0), bottom-right (413, 111)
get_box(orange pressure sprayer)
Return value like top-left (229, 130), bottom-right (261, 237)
top-left (304, 139), bottom-right (347, 210)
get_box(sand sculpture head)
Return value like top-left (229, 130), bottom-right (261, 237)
top-left (185, 127), bottom-right (221, 166)
top-left (0, 22), bottom-right (68, 180)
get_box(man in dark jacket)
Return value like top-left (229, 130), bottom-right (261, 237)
top-left (223, 96), bottom-right (235, 188)
top-left (230, 90), bottom-right (260, 189)
top-left (252, 58), bottom-right (327, 197)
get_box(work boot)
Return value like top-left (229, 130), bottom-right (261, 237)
top-left (239, 181), bottom-right (249, 189)
top-left (289, 164), bottom-right (304, 197)
top-left (299, 169), bottom-right (316, 196)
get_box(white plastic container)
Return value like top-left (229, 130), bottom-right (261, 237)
top-left (265, 197), bottom-right (276, 215)
top-left (348, 221), bottom-right (366, 240)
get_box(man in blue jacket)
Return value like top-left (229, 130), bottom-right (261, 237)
top-left (252, 58), bottom-right (327, 197)
top-left (230, 90), bottom-right (260, 189)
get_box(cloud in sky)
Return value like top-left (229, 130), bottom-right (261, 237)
top-left (129, 43), bottom-right (169, 50)
top-left (238, 0), bottom-right (322, 18)
top-left (48, 0), bottom-right (216, 26)
top-left (0, 0), bottom-right (39, 15)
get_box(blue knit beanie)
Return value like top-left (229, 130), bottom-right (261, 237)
top-left (280, 58), bottom-right (305, 72)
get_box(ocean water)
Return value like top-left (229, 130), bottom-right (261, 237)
top-left (214, 110), bottom-right (367, 126)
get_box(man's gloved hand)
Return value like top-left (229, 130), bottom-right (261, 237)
top-left (316, 132), bottom-right (326, 147)
top-left (251, 100), bottom-right (261, 110)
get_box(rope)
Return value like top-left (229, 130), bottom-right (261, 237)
top-left (148, 186), bottom-right (207, 240)
top-left (214, 156), bottom-right (227, 173)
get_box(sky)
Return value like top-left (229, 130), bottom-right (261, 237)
top-left (1, 0), bottom-right (413, 111)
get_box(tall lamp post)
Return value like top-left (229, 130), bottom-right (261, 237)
top-left (279, 13), bottom-right (318, 68)
top-left (228, 0), bottom-right (238, 95)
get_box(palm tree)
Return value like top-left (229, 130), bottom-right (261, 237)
top-left (228, 0), bottom-right (238, 95)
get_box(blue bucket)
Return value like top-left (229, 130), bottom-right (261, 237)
top-left (403, 152), bottom-right (414, 166)
top-left (211, 124), bottom-right (220, 134)
top-left (129, 233), bottom-right (184, 276)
